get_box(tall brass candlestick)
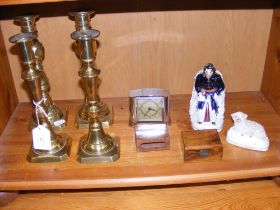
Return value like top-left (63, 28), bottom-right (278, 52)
top-left (14, 15), bottom-right (67, 129)
top-left (9, 32), bottom-right (70, 162)
top-left (69, 11), bottom-right (112, 128)
top-left (71, 29), bottom-right (119, 163)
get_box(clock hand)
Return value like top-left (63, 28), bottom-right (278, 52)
top-left (144, 108), bottom-right (152, 116)
top-left (144, 107), bottom-right (157, 116)
top-left (148, 107), bottom-right (157, 112)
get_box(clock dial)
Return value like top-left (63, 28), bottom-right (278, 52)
top-left (136, 97), bottom-right (164, 122)
top-left (129, 88), bottom-right (170, 126)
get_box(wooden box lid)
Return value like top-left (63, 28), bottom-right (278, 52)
top-left (182, 130), bottom-right (223, 161)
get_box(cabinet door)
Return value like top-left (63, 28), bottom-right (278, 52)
top-left (262, 9), bottom-right (280, 115)
top-left (0, 25), bottom-right (18, 135)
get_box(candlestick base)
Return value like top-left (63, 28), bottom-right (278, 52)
top-left (28, 134), bottom-right (71, 163)
top-left (77, 135), bottom-right (119, 163)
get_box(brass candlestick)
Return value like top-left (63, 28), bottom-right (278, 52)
top-left (78, 105), bottom-right (119, 163)
top-left (14, 14), bottom-right (67, 129)
top-left (69, 11), bottom-right (112, 128)
top-left (71, 28), bottom-right (119, 163)
top-left (9, 32), bottom-right (70, 162)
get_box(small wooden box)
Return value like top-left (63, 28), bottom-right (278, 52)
top-left (135, 123), bottom-right (170, 152)
top-left (182, 130), bottom-right (223, 161)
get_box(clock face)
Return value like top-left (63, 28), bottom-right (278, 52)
top-left (135, 97), bottom-right (164, 122)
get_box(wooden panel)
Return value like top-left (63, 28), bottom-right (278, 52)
top-left (0, 0), bottom-right (77, 6)
top-left (274, 176), bottom-right (280, 186)
top-left (1, 179), bottom-right (280, 209)
top-left (0, 24), bottom-right (18, 135)
top-left (0, 0), bottom-right (276, 8)
top-left (261, 9), bottom-right (280, 116)
top-left (0, 92), bottom-right (280, 191)
top-left (0, 191), bottom-right (18, 207)
top-left (1, 10), bottom-right (272, 102)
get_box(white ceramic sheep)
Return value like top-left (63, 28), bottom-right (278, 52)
top-left (226, 112), bottom-right (269, 151)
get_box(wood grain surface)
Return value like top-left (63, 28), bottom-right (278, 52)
top-left (182, 130), bottom-right (223, 161)
top-left (0, 191), bottom-right (18, 207)
top-left (0, 92), bottom-right (280, 191)
top-left (135, 123), bottom-right (170, 152)
top-left (274, 176), bottom-right (280, 186)
top-left (0, 25), bottom-right (18, 135)
top-left (261, 9), bottom-right (280, 116)
top-left (1, 179), bottom-right (280, 210)
top-left (0, 0), bottom-right (277, 8)
top-left (0, 0), bottom-right (77, 6)
top-left (0, 9), bottom-right (272, 102)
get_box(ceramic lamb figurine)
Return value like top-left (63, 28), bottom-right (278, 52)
top-left (189, 63), bottom-right (225, 132)
top-left (226, 112), bottom-right (269, 151)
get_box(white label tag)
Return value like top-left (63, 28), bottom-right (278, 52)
top-left (102, 121), bottom-right (110, 128)
top-left (32, 125), bottom-right (52, 150)
top-left (54, 119), bottom-right (65, 127)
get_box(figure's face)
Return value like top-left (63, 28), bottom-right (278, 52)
top-left (204, 68), bottom-right (213, 79)
top-left (232, 115), bottom-right (242, 123)
top-left (231, 112), bottom-right (248, 123)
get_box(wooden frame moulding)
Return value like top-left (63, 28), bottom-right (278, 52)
top-left (261, 8), bottom-right (280, 116)
top-left (0, 25), bottom-right (18, 135)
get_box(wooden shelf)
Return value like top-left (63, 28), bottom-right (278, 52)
top-left (0, 0), bottom-right (277, 8)
top-left (0, 0), bottom-right (77, 6)
top-left (0, 0), bottom-right (279, 208)
top-left (0, 92), bottom-right (280, 191)
top-left (2, 179), bottom-right (280, 210)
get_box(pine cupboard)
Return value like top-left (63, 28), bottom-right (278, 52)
top-left (0, 0), bottom-right (280, 208)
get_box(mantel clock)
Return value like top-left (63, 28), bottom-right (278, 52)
top-left (129, 88), bottom-right (170, 126)
top-left (129, 88), bottom-right (170, 152)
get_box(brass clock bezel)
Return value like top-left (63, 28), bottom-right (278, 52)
top-left (135, 96), bottom-right (164, 123)
top-left (129, 88), bottom-right (170, 126)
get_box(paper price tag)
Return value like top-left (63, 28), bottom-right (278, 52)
top-left (32, 125), bottom-right (52, 150)
top-left (102, 121), bottom-right (110, 128)
top-left (54, 119), bottom-right (65, 127)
